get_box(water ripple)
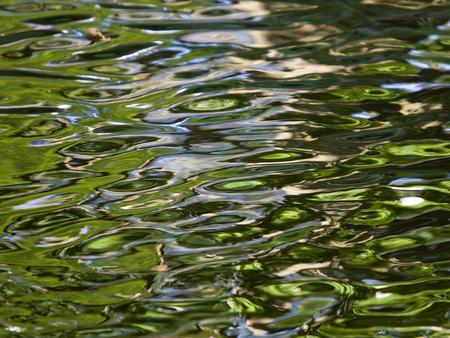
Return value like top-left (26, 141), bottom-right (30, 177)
top-left (0, 1), bottom-right (448, 337)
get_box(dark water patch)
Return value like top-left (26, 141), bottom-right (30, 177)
top-left (0, 30), bottom-right (60, 46)
top-left (24, 14), bottom-right (93, 26)
top-left (0, 106), bottom-right (65, 115)
top-left (1, 2), bottom-right (76, 12)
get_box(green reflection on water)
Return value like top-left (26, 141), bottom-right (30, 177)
top-left (0, 0), bottom-right (449, 337)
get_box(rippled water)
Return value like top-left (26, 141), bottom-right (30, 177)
top-left (0, 0), bottom-right (449, 337)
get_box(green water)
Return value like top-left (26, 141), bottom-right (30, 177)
top-left (0, 0), bottom-right (449, 337)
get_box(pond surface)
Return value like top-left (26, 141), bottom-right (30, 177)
top-left (0, 0), bottom-right (449, 337)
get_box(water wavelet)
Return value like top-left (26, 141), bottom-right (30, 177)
top-left (0, 30), bottom-right (60, 46)
top-left (29, 36), bottom-right (91, 50)
top-left (74, 42), bottom-right (159, 61)
top-left (1, 2), bottom-right (76, 12)
top-left (172, 94), bottom-right (248, 113)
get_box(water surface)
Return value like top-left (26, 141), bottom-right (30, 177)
top-left (0, 0), bottom-right (449, 337)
